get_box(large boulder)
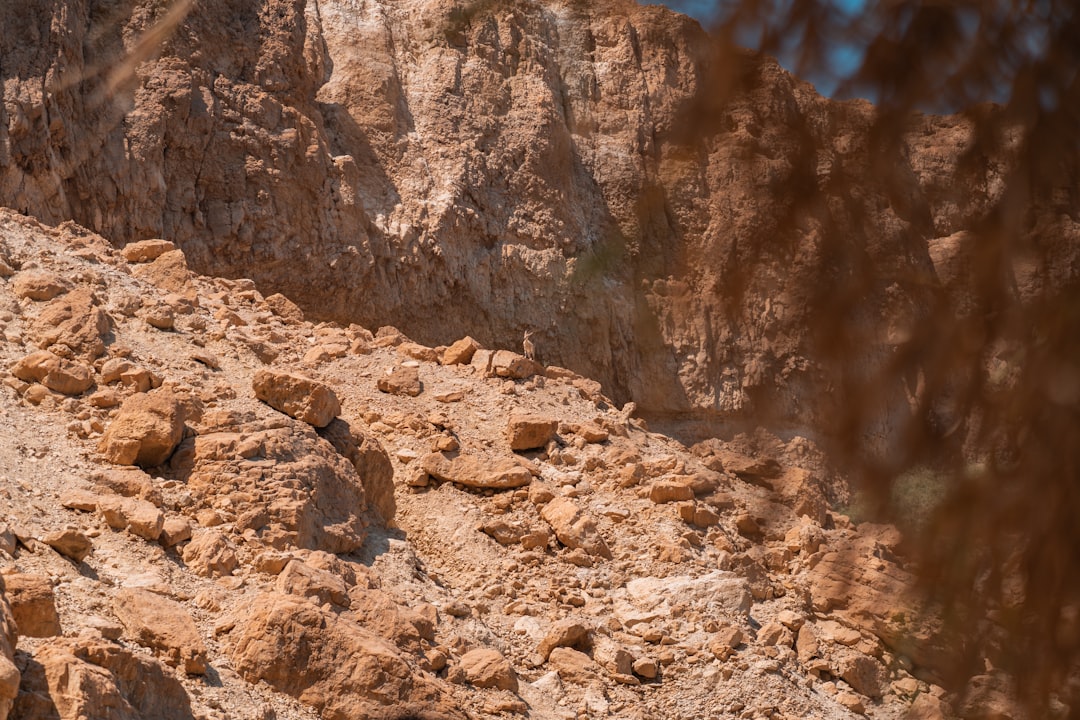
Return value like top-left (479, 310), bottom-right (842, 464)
top-left (113, 589), bottom-right (207, 675)
top-left (11, 638), bottom-right (193, 720)
top-left (2, 574), bottom-right (60, 638)
top-left (98, 389), bottom-right (186, 467)
top-left (506, 414), bottom-right (558, 451)
top-left (421, 452), bottom-right (532, 490)
top-left (540, 497), bottom-right (611, 559)
top-left (30, 287), bottom-right (111, 359)
top-left (227, 593), bottom-right (461, 720)
top-left (252, 370), bottom-right (340, 427)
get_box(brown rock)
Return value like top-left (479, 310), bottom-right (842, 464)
top-left (11, 638), bottom-right (193, 720)
top-left (838, 651), bottom-right (886, 699)
top-left (316, 418), bottom-right (395, 523)
top-left (11, 350), bottom-right (93, 396)
top-left (98, 496), bottom-right (165, 541)
top-left (540, 497), bottom-right (611, 559)
top-left (649, 479), bottom-right (695, 504)
top-left (458, 648), bottom-right (518, 692)
top-left (906, 693), bottom-right (951, 720)
top-left (91, 467), bottom-right (162, 505)
top-left (159, 517), bottom-right (193, 548)
top-left (129, 249), bottom-right (192, 293)
top-left (275, 559), bottom-right (350, 608)
top-left (421, 452), bottom-right (532, 490)
top-left (43, 528), bottom-right (93, 562)
top-left (537, 619), bottom-right (592, 660)
top-left (547, 647), bottom-right (599, 684)
top-left (181, 531), bottom-right (237, 577)
top-left (376, 364), bottom-right (421, 396)
top-left (31, 287), bottom-right (111, 359)
top-left (398, 342), bottom-right (437, 362)
top-left (265, 293), bottom-right (305, 324)
top-left (121, 239), bottom-right (176, 263)
top-left (837, 691), bottom-right (866, 714)
top-left (3, 574), bottom-right (60, 637)
top-left (113, 589), bottom-right (208, 675)
top-left (490, 350), bottom-right (542, 380)
top-left (98, 389), bottom-right (186, 467)
top-left (11, 270), bottom-right (68, 301)
top-left (228, 593), bottom-right (459, 719)
top-left (253, 370), bottom-right (341, 427)
top-left (441, 336), bottom-right (479, 365)
top-left (506, 413), bottom-right (559, 451)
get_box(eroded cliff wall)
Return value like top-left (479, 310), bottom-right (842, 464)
top-left (2, 0), bottom-right (1074, 439)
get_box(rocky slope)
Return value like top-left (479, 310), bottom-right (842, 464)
top-left (0, 209), bottom-right (997, 719)
top-left (4, 0), bottom-right (1074, 440)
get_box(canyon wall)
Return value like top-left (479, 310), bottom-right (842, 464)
top-left (2, 0), bottom-right (1075, 440)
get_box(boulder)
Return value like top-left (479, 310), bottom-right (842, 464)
top-left (421, 452), bottom-right (532, 490)
top-left (252, 370), bottom-right (340, 427)
top-left (316, 419), bottom-right (395, 524)
top-left (489, 350), bottom-right (541, 380)
top-left (275, 560), bottom-right (350, 608)
top-left (540, 497), bottom-right (611, 559)
top-left (2, 574), bottom-right (60, 637)
top-left (227, 593), bottom-right (460, 720)
top-left (43, 528), bottom-right (93, 562)
top-left (98, 496), bottom-right (164, 541)
top-left (537, 619), bottom-right (592, 660)
top-left (376, 364), bottom-right (421, 397)
top-left (11, 638), bottom-right (193, 720)
top-left (10, 271), bottom-right (68, 301)
top-left (10, 351), bottom-right (93, 396)
top-left (506, 414), bottom-right (558, 451)
top-left (441, 336), bottom-right (479, 365)
top-left (31, 287), bottom-right (111, 359)
top-left (458, 648), bottom-right (518, 692)
top-left (180, 531), bottom-right (237, 577)
top-left (113, 589), bottom-right (207, 675)
top-left (121, 239), bottom-right (175, 263)
top-left (98, 389), bottom-right (186, 467)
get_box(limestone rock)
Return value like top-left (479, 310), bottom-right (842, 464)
top-left (98, 389), bottom-right (186, 467)
top-left (181, 420), bottom-right (368, 553)
top-left (377, 364), bottom-right (421, 397)
top-left (98, 496), bottom-right (165, 541)
top-left (11, 271), bottom-right (67, 301)
top-left (159, 517), bottom-right (192, 548)
top-left (252, 370), bottom-right (340, 427)
top-left (181, 531), bottom-right (238, 577)
top-left (317, 418), bottom-right (395, 523)
top-left (547, 647), bottom-right (599, 684)
top-left (488, 351), bottom-right (541, 380)
top-left (458, 648), bottom-right (518, 692)
top-left (275, 559), bottom-right (350, 608)
top-left (421, 452), bottom-right (532, 490)
top-left (648, 479), bottom-right (695, 504)
top-left (506, 414), bottom-right (558, 451)
top-left (2, 574), bottom-right (60, 638)
top-left (228, 593), bottom-right (460, 719)
top-left (537, 619), bottom-right (592, 661)
top-left (539, 497), bottom-right (611, 559)
top-left (613, 572), bottom-right (752, 628)
top-left (441, 337), bottom-right (479, 365)
top-left (10, 350), bottom-right (93, 396)
top-left (113, 589), bottom-right (208, 675)
top-left (31, 287), bottom-right (111, 359)
top-left (11, 638), bottom-right (193, 720)
top-left (43, 528), bottom-right (93, 562)
top-left (121, 239), bottom-right (176, 263)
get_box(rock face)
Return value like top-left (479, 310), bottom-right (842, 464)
top-left (0, 0), bottom-right (1058, 440)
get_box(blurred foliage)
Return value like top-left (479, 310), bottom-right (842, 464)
top-left (688, 1), bottom-right (1080, 715)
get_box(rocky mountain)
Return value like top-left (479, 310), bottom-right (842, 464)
top-left (5, 0), bottom-right (1073, 439)
top-left (0, 0), bottom-right (1073, 719)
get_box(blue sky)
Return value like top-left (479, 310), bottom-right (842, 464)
top-left (656, 1), bottom-right (869, 97)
